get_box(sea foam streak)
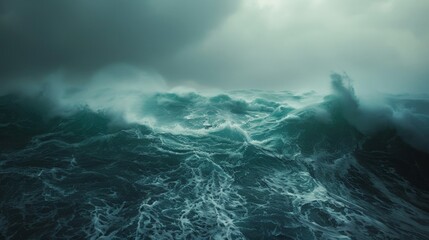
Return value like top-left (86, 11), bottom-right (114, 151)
top-left (0, 74), bottom-right (428, 239)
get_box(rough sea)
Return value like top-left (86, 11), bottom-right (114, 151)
top-left (1, 75), bottom-right (428, 239)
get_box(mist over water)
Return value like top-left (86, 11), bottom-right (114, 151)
top-left (1, 74), bottom-right (428, 239)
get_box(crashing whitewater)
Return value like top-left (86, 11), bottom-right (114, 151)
top-left (0, 74), bottom-right (428, 239)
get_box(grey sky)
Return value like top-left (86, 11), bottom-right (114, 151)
top-left (1, 0), bottom-right (428, 93)
top-left (0, 0), bottom-right (237, 79)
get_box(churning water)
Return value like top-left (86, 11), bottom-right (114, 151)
top-left (1, 75), bottom-right (428, 239)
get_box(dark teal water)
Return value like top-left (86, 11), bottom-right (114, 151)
top-left (1, 79), bottom-right (428, 239)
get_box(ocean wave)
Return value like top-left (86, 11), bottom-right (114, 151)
top-left (1, 75), bottom-right (428, 239)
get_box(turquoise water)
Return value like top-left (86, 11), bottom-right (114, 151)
top-left (1, 78), bottom-right (428, 239)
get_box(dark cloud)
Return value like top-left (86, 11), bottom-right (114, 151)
top-left (0, 0), bottom-right (238, 81)
top-left (1, 0), bottom-right (428, 94)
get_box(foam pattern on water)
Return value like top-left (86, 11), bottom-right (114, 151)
top-left (1, 84), bottom-right (429, 239)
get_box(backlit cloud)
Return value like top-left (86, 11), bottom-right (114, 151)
top-left (1, 0), bottom-right (428, 93)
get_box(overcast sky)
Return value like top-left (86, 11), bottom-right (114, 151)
top-left (1, 0), bottom-right (428, 93)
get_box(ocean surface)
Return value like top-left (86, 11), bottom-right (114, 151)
top-left (1, 76), bottom-right (429, 239)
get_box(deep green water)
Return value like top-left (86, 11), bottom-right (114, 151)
top-left (1, 79), bottom-right (428, 239)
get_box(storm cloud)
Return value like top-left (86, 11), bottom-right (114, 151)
top-left (0, 0), bottom-right (237, 81)
top-left (1, 0), bottom-right (428, 93)
top-left (162, 0), bottom-right (429, 92)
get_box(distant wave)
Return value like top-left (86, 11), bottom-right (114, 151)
top-left (331, 73), bottom-right (429, 153)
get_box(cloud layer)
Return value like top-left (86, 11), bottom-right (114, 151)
top-left (164, 0), bottom-right (429, 92)
top-left (0, 0), bottom-right (237, 80)
top-left (1, 0), bottom-right (428, 93)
